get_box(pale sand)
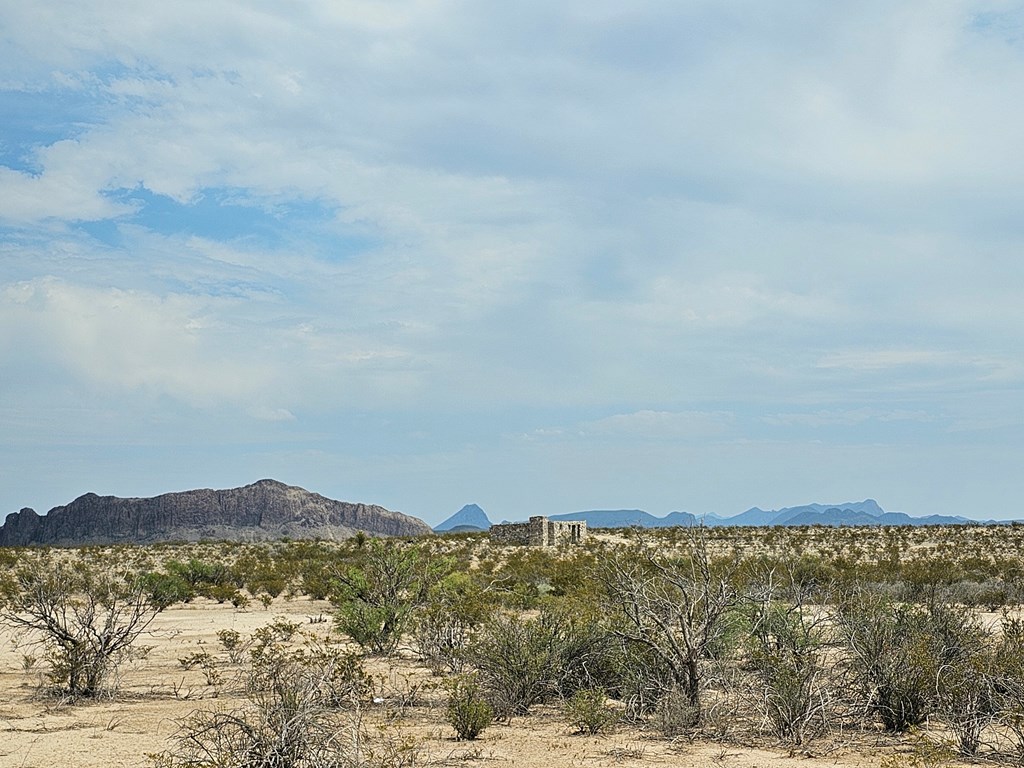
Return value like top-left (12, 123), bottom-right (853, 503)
top-left (0, 597), bottom-right (917, 768)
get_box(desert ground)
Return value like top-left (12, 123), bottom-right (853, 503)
top-left (7, 525), bottom-right (1024, 768)
top-left (0, 594), bottom-right (948, 768)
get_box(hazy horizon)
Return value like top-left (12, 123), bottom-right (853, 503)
top-left (0, 482), bottom-right (980, 529)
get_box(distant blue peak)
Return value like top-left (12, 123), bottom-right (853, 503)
top-left (435, 503), bottom-right (492, 531)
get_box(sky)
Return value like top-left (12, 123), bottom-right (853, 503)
top-left (1, 1), bottom-right (1023, 526)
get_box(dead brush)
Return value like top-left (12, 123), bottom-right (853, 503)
top-left (152, 636), bottom-right (417, 767)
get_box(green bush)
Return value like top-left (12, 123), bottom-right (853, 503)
top-left (445, 674), bottom-right (494, 740)
top-left (604, 637), bottom-right (675, 720)
top-left (469, 608), bottom-right (611, 719)
top-left (564, 688), bottom-right (618, 735)
top-left (413, 572), bottom-right (493, 675)
top-left (837, 591), bottom-right (937, 732)
top-left (929, 603), bottom-right (999, 756)
top-left (747, 598), bottom-right (832, 745)
top-left (330, 540), bottom-right (448, 655)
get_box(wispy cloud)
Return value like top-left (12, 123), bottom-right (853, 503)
top-left (762, 408), bottom-right (934, 428)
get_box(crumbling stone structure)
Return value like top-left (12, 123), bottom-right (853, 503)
top-left (489, 516), bottom-right (587, 547)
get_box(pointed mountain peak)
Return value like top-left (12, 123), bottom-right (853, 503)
top-left (435, 504), bottom-right (492, 532)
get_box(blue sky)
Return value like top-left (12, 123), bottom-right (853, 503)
top-left (2, 1), bottom-right (1022, 525)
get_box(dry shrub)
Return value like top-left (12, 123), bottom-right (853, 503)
top-left (0, 551), bottom-right (163, 699)
top-left (151, 629), bottom-right (413, 768)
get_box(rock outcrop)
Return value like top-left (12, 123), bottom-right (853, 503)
top-left (0, 479), bottom-right (431, 546)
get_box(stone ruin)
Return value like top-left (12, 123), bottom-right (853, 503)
top-left (489, 515), bottom-right (587, 547)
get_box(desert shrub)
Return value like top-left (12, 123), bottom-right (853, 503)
top-left (837, 591), bottom-right (938, 732)
top-left (336, 601), bottom-right (406, 656)
top-left (141, 571), bottom-right (195, 608)
top-left (597, 528), bottom-right (741, 727)
top-left (564, 688), bottom-right (618, 735)
top-left (233, 552), bottom-right (289, 599)
top-left (468, 612), bottom-right (561, 718)
top-left (413, 572), bottom-right (493, 675)
top-left (929, 604), bottom-right (999, 756)
top-left (199, 583), bottom-right (238, 604)
top-left (153, 643), bottom-right (380, 768)
top-left (878, 730), bottom-right (954, 768)
top-left (445, 674), bottom-right (494, 740)
top-left (0, 552), bottom-right (164, 698)
top-left (330, 540), bottom-right (448, 656)
top-left (547, 549), bottom-right (602, 602)
top-left (485, 547), bottom-right (560, 610)
top-left (604, 636), bottom-right (676, 720)
top-left (994, 611), bottom-right (1024, 762)
top-left (655, 685), bottom-right (700, 737)
top-left (260, 617), bottom-right (302, 642)
top-left (179, 651), bottom-right (222, 687)
top-left (899, 556), bottom-right (964, 605)
top-left (469, 608), bottom-right (611, 719)
top-left (704, 604), bottom-right (752, 661)
top-left (248, 634), bottom-right (370, 712)
top-left (280, 542), bottom-right (343, 600)
top-left (839, 588), bottom-right (1001, 751)
top-left (165, 557), bottom-right (238, 600)
top-left (948, 578), bottom-right (1011, 611)
top-left (217, 627), bottom-right (245, 654)
top-left (542, 603), bottom-right (618, 698)
top-left (747, 597), bottom-right (834, 744)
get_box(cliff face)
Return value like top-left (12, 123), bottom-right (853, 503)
top-left (0, 479), bottom-right (431, 546)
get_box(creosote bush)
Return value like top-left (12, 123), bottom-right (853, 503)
top-left (564, 688), bottom-right (618, 735)
top-left (836, 591), bottom-right (938, 732)
top-left (747, 589), bottom-right (834, 745)
top-left (330, 539), bottom-right (449, 656)
top-left (468, 607), bottom-right (611, 720)
top-left (0, 552), bottom-right (165, 698)
top-left (413, 572), bottom-right (493, 676)
top-left (445, 674), bottom-right (494, 741)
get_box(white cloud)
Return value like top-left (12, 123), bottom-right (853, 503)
top-left (521, 410), bottom-right (735, 444)
top-left (0, 161), bottom-right (131, 224)
top-left (0, 276), bottom-right (427, 410)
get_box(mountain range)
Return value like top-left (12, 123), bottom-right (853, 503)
top-left (0, 479), bottom-right (431, 547)
top-left (433, 499), bottom-right (976, 531)
top-left (0, 484), bottom-right (986, 548)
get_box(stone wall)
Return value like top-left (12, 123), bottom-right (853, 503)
top-left (489, 516), bottom-right (587, 547)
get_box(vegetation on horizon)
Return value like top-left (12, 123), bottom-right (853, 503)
top-left (4, 522), bottom-right (1024, 764)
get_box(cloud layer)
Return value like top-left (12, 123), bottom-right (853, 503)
top-left (2, 1), bottom-right (1022, 522)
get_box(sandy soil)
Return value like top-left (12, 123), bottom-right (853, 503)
top-left (0, 597), bottom-right (926, 768)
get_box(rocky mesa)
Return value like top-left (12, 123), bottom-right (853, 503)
top-left (0, 479), bottom-right (432, 546)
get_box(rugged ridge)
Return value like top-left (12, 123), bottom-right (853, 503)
top-left (0, 479), bottom-right (431, 546)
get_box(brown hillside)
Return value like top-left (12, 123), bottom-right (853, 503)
top-left (0, 479), bottom-right (430, 546)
